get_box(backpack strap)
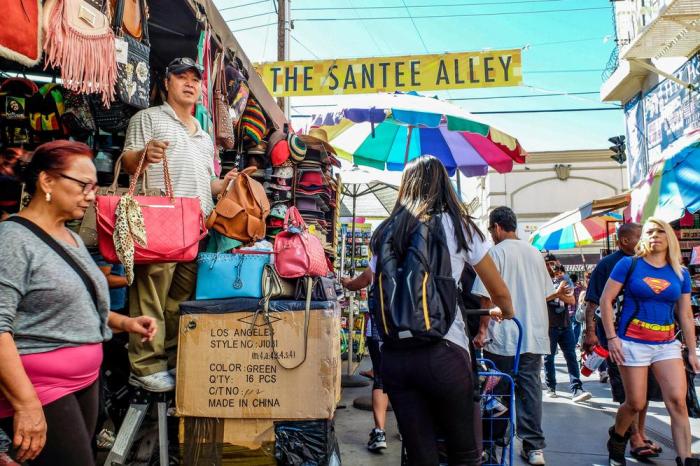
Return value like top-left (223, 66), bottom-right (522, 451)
top-left (6, 216), bottom-right (99, 311)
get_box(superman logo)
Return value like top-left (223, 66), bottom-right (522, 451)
top-left (643, 277), bottom-right (671, 294)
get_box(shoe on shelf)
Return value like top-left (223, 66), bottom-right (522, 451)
top-left (545, 387), bottom-right (558, 398)
top-left (367, 428), bottom-right (387, 452)
top-left (520, 448), bottom-right (546, 465)
top-left (608, 427), bottom-right (628, 466)
top-left (572, 388), bottom-right (592, 403)
top-left (599, 370), bottom-right (609, 383)
top-left (129, 371), bottom-right (175, 392)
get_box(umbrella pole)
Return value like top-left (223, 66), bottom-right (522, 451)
top-left (456, 170), bottom-right (462, 201)
top-left (341, 186), bottom-right (369, 387)
top-left (404, 126), bottom-right (413, 164)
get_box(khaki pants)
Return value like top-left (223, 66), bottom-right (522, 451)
top-left (128, 262), bottom-right (197, 376)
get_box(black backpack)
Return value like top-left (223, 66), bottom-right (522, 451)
top-left (372, 215), bottom-right (457, 346)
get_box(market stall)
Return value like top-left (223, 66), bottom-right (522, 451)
top-left (0, 1), bottom-right (342, 464)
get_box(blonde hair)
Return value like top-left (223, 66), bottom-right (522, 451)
top-left (635, 217), bottom-right (684, 278)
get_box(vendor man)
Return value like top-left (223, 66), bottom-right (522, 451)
top-left (120, 57), bottom-right (236, 392)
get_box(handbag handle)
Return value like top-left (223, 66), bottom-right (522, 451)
top-left (283, 206), bottom-right (306, 231)
top-left (129, 141), bottom-right (174, 199)
top-left (257, 275), bottom-right (312, 370)
top-left (107, 152), bottom-right (151, 193)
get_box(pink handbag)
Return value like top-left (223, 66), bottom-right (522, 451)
top-left (274, 206), bottom-right (329, 278)
top-left (95, 143), bottom-right (207, 264)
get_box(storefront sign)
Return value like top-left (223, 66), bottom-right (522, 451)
top-left (256, 50), bottom-right (522, 97)
top-left (643, 53), bottom-right (700, 165)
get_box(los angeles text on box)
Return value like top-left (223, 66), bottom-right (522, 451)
top-left (255, 49), bottom-right (523, 97)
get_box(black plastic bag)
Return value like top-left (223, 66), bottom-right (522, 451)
top-left (684, 347), bottom-right (700, 418)
top-left (274, 419), bottom-right (341, 466)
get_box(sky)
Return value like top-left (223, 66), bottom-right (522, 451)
top-left (214, 0), bottom-right (625, 153)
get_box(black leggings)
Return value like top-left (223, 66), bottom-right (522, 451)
top-left (382, 340), bottom-right (481, 466)
top-left (0, 381), bottom-right (99, 466)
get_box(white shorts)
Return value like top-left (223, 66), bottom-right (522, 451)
top-left (619, 339), bottom-right (682, 367)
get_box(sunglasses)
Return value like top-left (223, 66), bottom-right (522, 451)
top-left (166, 57), bottom-right (204, 73)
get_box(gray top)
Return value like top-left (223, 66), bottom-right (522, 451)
top-left (0, 220), bottom-right (112, 354)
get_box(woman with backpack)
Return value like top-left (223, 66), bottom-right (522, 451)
top-left (369, 155), bottom-right (515, 465)
top-left (601, 218), bottom-right (699, 466)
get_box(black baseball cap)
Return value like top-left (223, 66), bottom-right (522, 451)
top-left (166, 57), bottom-right (203, 78)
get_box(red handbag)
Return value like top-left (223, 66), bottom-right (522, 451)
top-left (96, 143), bottom-right (207, 264)
top-left (273, 206), bottom-right (329, 278)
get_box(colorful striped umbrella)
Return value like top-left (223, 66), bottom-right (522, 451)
top-left (308, 92), bottom-right (527, 177)
top-left (631, 131), bottom-right (700, 223)
top-left (530, 208), bottom-right (624, 251)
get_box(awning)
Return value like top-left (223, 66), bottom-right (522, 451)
top-left (185, 0), bottom-right (287, 130)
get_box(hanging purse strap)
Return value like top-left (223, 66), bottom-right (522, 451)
top-left (6, 216), bottom-right (99, 311)
top-left (255, 275), bottom-right (312, 370)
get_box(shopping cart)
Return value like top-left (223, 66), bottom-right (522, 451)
top-left (399, 311), bottom-right (523, 466)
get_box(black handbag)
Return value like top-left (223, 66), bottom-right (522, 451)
top-left (114, 0), bottom-right (151, 109)
top-left (89, 96), bottom-right (135, 134)
top-left (295, 276), bottom-right (338, 302)
top-left (683, 346), bottom-right (700, 418)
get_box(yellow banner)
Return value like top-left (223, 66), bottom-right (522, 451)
top-left (255, 50), bottom-right (522, 97)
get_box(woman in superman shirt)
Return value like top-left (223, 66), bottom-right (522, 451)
top-left (600, 218), bottom-right (700, 466)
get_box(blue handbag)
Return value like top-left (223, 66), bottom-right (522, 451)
top-left (195, 251), bottom-right (271, 300)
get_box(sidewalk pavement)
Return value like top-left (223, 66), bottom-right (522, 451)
top-left (336, 351), bottom-right (700, 465)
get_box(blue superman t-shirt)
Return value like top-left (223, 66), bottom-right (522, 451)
top-left (610, 256), bottom-right (691, 344)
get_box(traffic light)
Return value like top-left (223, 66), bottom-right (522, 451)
top-left (609, 135), bottom-right (626, 164)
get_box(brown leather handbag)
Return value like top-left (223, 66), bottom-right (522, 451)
top-left (206, 166), bottom-right (270, 243)
top-left (214, 52), bottom-right (235, 149)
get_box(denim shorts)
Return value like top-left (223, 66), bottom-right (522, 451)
top-left (620, 339), bottom-right (682, 367)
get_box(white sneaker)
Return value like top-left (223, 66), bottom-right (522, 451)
top-left (521, 448), bottom-right (546, 465)
top-left (572, 388), bottom-right (592, 403)
top-left (129, 371), bottom-right (175, 392)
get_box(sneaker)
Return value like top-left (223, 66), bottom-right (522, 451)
top-left (521, 448), bottom-right (546, 465)
top-left (599, 370), bottom-right (609, 383)
top-left (572, 388), bottom-right (592, 403)
top-left (0, 453), bottom-right (19, 466)
top-left (367, 428), bottom-right (387, 452)
top-left (608, 427), bottom-right (628, 466)
top-left (168, 367), bottom-right (177, 377)
top-left (545, 387), bottom-right (558, 398)
top-left (129, 371), bottom-right (175, 392)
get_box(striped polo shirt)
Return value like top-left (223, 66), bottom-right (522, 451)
top-left (123, 102), bottom-right (216, 215)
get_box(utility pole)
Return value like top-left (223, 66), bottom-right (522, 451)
top-left (277, 0), bottom-right (290, 117)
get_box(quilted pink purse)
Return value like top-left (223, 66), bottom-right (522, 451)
top-left (274, 206), bottom-right (329, 278)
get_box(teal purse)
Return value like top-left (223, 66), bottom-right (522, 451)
top-left (195, 251), bottom-right (271, 300)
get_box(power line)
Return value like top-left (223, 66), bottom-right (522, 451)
top-left (290, 92), bottom-right (602, 108)
top-left (288, 107), bottom-right (622, 118)
top-left (291, 34), bottom-right (320, 59)
top-left (528, 68), bottom-right (604, 74)
top-left (225, 10), bottom-right (276, 22)
top-left (220, 0), bottom-right (269, 12)
top-left (291, 0), bottom-right (564, 11)
top-left (232, 22), bottom-right (277, 32)
top-left (293, 7), bottom-right (609, 22)
top-left (401, 0), bottom-right (429, 53)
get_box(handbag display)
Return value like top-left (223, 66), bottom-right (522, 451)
top-left (79, 153), bottom-right (160, 247)
top-left (295, 276), bottom-right (338, 302)
top-left (261, 263), bottom-right (296, 300)
top-left (195, 250), bottom-right (271, 300)
top-left (90, 95), bottom-right (136, 134)
top-left (95, 142), bottom-right (207, 264)
top-left (214, 52), bottom-right (235, 149)
top-left (0, 0), bottom-right (42, 67)
top-left (274, 206), bottom-right (329, 279)
top-left (43, 0), bottom-right (117, 107)
top-left (206, 166), bottom-right (270, 243)
top-left (114, 0), bottom-right (150, 109)
top-left (62, 91), bottom-right (96, 138)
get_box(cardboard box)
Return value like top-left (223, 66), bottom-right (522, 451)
top-left (176, 299), bottom-right (340, 419)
